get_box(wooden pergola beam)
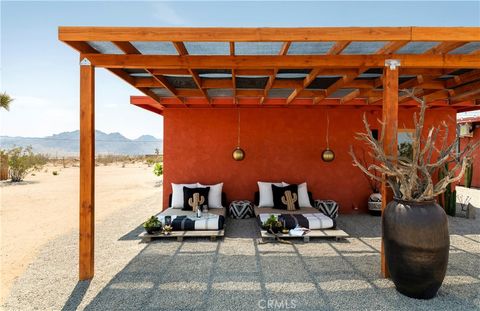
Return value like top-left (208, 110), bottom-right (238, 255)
top-left (82, 54), bottom-right (480, 69)
top-left (59, 26), bottom-right (480, 42)
top-left (79, 61), bottom-right (95, 280)
top-left (381, 60), bottom-right (399, 279)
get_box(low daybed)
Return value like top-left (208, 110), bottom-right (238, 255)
top-left (139, 192), bottom-right (227, 242)
top-left (253, 191), bottom-right (348, 242)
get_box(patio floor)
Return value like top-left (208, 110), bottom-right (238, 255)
top-left (2, 194), bottom-right (479, 311)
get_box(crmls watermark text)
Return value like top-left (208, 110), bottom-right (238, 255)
top-left (258, 299), bottom-right (297, 310)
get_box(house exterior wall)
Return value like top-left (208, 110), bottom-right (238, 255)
top-left (459, 123), bottom-right (480, 188)
top-left (163, 107), bottom-right (456, 213)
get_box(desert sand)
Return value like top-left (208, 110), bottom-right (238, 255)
top-left (0, 163), bottom-right (161, 303)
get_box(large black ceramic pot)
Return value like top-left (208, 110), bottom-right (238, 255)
top-left (383, 198), bottom-right (449, 299)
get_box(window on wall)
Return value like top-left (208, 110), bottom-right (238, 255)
top-left (398, 129), bottom-right (414, 159)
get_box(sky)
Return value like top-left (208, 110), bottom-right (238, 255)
top-left (1, 1), bottom-right (479, 139)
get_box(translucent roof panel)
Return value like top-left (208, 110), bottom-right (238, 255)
top-left (87, 41), bottom-right (124, 54)
top-left (124, 69), bottom-right (151, 77)
top-left (396, 42), bottom-right (439, 54)
top-left (276, 69), bottom-right (310, 79)
top-left (268, 88), bottom-right (295, 98)
top-left (197, 69), bottom-right (232, 78)
top-left (235, 42), bottom-right (284, 55)
top-left (287, 42), bottom-right (335, 55)
top-left (184, 42), bottom-right (230, 55)
top-left (449, 42), bottom-right (480, 54)
top-left (329, 88), bottom-right (357, 98)
top-left (342, 42), bottom-right (387, 54)
top-left (207, 89), bottom-right (233, 97)
top-left (307, 77), bottom-right (341, 89)
top-left (236, 77), bottom-right (268, 89)
top-left (131, 41), bottom-right (178, 55)
top-left (164, 76), bottom-right (197, 89)
top-left (150, 88), bottom-right (173, 97)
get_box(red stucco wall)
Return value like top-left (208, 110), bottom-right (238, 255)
top-left (163, 107), bottom-right (456, 213)
top-left (460, 124), bottom-right (480, 188)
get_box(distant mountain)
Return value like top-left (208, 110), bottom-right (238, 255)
top-left (0, 130), bottom-right (163, 156)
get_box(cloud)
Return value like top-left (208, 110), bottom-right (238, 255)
top-left (10, 96), bottom-right (51, 108)
top-left (151, 2), bottom-right (188, 26)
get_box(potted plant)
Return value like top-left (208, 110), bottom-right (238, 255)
top-left (143, 215), bottom-right (162, 234)
top-left (262, 215), bottom-right (283, 234)
top-left (350, 89), bottom-right (479, 299)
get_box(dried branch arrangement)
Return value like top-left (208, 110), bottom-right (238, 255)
top-left (350, 89), bottom-right (480, 202)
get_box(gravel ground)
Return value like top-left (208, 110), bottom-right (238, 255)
top-left (2, 193), bottom-right (480, 311)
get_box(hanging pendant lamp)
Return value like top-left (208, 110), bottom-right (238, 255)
top-left (232, 109), bottom-right (245, 161)
top-left (322, 111), bottom-right (335, 162)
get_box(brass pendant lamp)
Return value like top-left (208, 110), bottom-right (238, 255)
top-left (322, 111), bottom-right (335, 162)
top-left (232, 109), bottom-right (245, 161)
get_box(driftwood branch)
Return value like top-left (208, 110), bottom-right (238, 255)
top-left (350, 89), bottom-right (480, 202)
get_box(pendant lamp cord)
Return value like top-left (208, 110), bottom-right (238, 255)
top-left (237, 109), bottom-right (241, 147)
top-left (326, 112), bottom-right (330, 149)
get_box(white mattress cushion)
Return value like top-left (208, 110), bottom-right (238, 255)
top-left (282, 182), bottom-right (312, 207)
top-left (171, 183), bottom-right (198, 208)
top-left (198, 182), bottom-right (223, 208)
top-left (257, 181), bottom-right (283, 207)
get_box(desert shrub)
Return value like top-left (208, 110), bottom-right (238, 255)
top-left (153, 162), bottom-right (163, 176)
top-left (52, 171), bottom-right (59, 176)
top-left (7, 146), bottom-right (45, 182)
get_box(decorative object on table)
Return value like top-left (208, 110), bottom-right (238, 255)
top-left (272, 184), bottom-right (299, 211)
top-left (260, 215), bottom-right (291, 244)
top-left (232, 109), bottom-right (245, 161)
top-left (350, 89), bottom-right (480, 299)
top-left (162, 224), bottom-right (173, 235)
top-left (182, 186), bottom-right (210, 212)
top-left (314, 200), bottom-right (339, 219)
top-left (143, 215), bottom-right (162, 234)
top-left (321, 111), bottom-right (335, 162)
top-left (229, 200), bottom-right (255, 219)
top-left (261, 215), bottom-right (283, 234)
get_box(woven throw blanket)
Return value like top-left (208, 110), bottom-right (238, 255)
top-left (157, 214), bottom-right (225, 231)
top-left (257, 213), bottom-right (334, 230)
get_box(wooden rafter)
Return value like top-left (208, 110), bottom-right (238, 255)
top-left (286, 68), bottom-right (321, 104)
top-left (424, 42), bottom-right (467, 54)
top-left (112, 41), bottom-right (140, 54)
top-left (328, 41), bottom-right (350, 55)
top-left (80, 54), bottom-right (480, 69)
top-left (230, 42), bottom-right (237, 105)
top-left (375, 41), bottom-right (409, 54)
top-left (313, 70), bottom-right (360, 104)
top-left (146, 69), bottom-right (184, 106)
top-left (172, 41), bottom-right (210, 105)
top-left (259, 41), bottom-right (291, 104)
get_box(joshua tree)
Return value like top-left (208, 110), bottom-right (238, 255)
top-left (0, 92), bottom-right (14, 111)
top-left (350, 89), bottom-right (480, 202)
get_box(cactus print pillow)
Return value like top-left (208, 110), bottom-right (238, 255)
top-left (271, 184), bottom-right (300, 211)
top-left (182, 187), bottom-right (210, 212)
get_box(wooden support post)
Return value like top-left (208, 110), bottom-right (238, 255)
top-left (79, 58), bottom-right (95, 280)
top-left (381, 59), bottom-right (399, 279)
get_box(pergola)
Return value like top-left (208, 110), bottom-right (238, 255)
top-left (58, 26), bottom-right (480, 281)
